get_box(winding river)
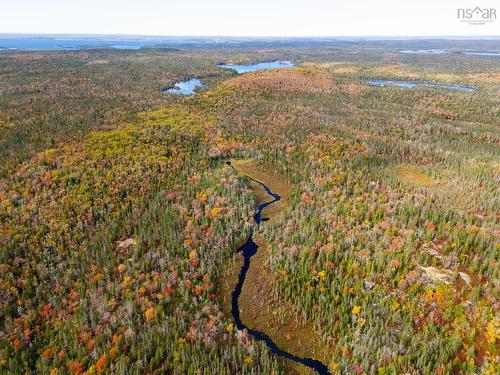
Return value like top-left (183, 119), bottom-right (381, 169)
top-left (227, 162), bottom-right (330, 375)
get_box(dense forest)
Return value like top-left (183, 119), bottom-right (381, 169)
top-left (0, 40), bottom-right (498, 374)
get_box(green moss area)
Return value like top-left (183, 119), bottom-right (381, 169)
top-left (1, 44), bottom-right (499, 374)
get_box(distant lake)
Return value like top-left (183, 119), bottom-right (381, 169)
top-left (164, 78), bottom-right (207, 96)
top-left (461, 51), bottom-right (500, 57)
top-left (218, 60), bottom-right (294, 74)
top-left (0, 36), bottom-right (245, 50)
top-left (0, 37), bottom-right (163, 50)
top-left (367, 80), bottom-right (475, 92)
top-left (399, 49), bottom-right (446, 54)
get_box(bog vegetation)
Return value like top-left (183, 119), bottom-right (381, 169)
top-left (0, 41), bottom-right (499, 374)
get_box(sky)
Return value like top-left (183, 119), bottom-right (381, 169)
top-left (0, 0), bottom-right (498, 37)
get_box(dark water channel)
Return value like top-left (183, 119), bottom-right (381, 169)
top-left (227, 161), bottom-right (330, 375)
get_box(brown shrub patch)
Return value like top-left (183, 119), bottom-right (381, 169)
top-left (86, 59), bottom-right (110, 65)
top-left (338, 83), bottom-right (367, 97)
top-left (222, 68), bottom-right (334, 93)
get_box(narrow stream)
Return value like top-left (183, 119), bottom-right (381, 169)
top-left (227, 161), bottom-right (330, 375)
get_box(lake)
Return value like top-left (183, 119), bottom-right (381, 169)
top-left (367, 80), bottom-right (475, 92)
top-left (461, 51), bottom-right (500, 57)
top-left (0, 36), bottom-right (242, 50)
top-left (0, 37), bottom-right (163, 50)
top-left (399, 49), bottom-right (446, 54)
top-left (164, 78), bottom-right (207, 95)
top-left (218, 60), bottom-right (294, 74)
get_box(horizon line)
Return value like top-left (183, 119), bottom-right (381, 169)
top-left (1, 32), bottom-right (499, 40)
